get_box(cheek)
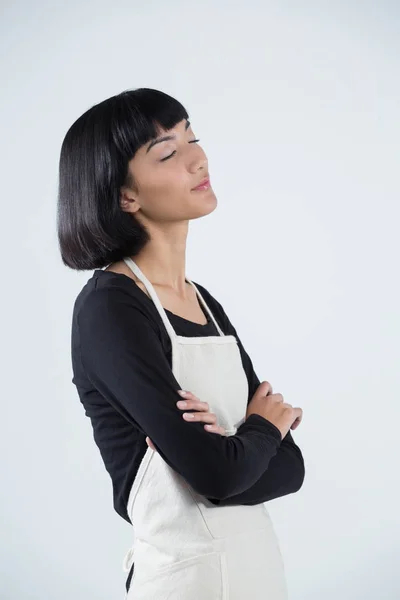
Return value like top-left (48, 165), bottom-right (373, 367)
top-left (140, 170), bottom-right (190, 217)
top-left (154, 168), bottom-right (189, 201)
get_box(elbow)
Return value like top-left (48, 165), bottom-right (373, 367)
top-left (290, 457), bottom-right (306, 494)
top-left (275, 455), bottom-right (306, 499)
top-left (268, 459), bottom-right (306, 503)
top-left (284, 441), bottom-right (305, 494)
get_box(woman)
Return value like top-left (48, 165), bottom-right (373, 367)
top-left (58, 87), bottom-right (305, 599)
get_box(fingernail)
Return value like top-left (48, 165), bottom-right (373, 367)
top-left (178, 390), bottom-right (188, 396)
top-left (183, 412), bottom-right (194, 419)
top-left (177, 400), bottom-right (187, 408)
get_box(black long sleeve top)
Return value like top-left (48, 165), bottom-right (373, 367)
top-left (71, 269), bottom-right (305, 525)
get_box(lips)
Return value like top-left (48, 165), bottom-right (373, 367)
top-left (192, 177), bottom-right (210, 190)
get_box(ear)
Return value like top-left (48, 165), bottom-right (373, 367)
top-left (120, 187), bottom-right (140, 213)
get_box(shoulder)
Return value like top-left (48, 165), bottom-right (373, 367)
top-left (72, 269), bottom-right (160, 334)
top-left (191, 280), bottom-right (219, 306)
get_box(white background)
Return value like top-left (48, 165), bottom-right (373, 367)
top-left (1, 1), bottom-right (399, 599)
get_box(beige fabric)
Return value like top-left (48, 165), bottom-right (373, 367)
top-left (122, 257), bottom-right (287, 599)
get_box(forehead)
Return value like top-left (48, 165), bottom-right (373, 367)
top-left (143, 119), bottom-right (192, 155)
top-left (129, 118), bottom-right (192, 167)
top-left (156, 118), bottom-right (190, 132)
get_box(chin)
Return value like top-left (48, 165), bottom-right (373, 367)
top-left (190, 190), bottom-right (218, 219)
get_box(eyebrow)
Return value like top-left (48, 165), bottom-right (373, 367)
top-left (146, 120), bottom-right (190, 153)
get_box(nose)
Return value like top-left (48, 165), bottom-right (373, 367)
top-left (190, 154), bottom-right (208, 174)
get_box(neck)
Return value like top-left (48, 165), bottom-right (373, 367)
top-left (130, 220), bottom-right (189, 296)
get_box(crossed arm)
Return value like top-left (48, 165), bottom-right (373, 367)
top-left (78, 285), bottom-right (305, 504)
top-left (146, 292), bottom-right (305, 505)
top-left (205, 294), bottom-right (305, 505)
top-left (168, 386), bottom-right (305, 506)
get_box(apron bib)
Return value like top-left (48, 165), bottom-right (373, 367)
top-left (121, 257), bottom-right (288, 599)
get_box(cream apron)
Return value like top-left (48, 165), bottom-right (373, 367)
top-left (121, 257), bottom-right (288, 599)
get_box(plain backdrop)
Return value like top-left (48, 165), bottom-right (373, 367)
top-left (1, 1), bottom-right (399, 599)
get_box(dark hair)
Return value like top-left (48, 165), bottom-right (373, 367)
top-left (57, 88), bottom-right (189, 270)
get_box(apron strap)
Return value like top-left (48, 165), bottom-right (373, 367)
top-left (123, 257), bottom-right (224, 337)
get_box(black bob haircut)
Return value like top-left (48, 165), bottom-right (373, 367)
top-left (57, 88), bottom-right (189, 270)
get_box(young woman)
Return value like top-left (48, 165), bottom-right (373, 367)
top-left (58, 87), bottom-right (305, 599)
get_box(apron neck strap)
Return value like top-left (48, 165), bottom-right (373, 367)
top-left (122, 257), bottom-right (224, 339)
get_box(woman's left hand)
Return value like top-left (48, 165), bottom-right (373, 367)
top-left (146, 390), bottom-right (226, 451)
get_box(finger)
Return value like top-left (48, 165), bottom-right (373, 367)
top-left (146, 436), bottom-right (157, 451)
top-left (183, 411), bottom-right (217, 424)
top-left (178, 390), bottom-right (201, 403)
top-left (259, 381), bottom-right (273, 396)
top-left (177, 390), bottom-right (208, 409)
top-left (177, 399), bottom-right (210, 412)
top-left (292, 408), bottom-right (303, 423)
top-left (291, 414), bottom-right (303, 430)
top-left (205, 424), bottom-right (226, 435)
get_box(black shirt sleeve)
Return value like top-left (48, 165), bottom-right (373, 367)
top-left (76, 285), bottom-right (284, 501)
top-left (204, 294), bottom-right (305, 505)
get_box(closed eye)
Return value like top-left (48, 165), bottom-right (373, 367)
top-left (160, 139), bottom-right (200, 162)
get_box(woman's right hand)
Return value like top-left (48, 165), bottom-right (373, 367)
top-left (246, 381), bottom-right (303, 440)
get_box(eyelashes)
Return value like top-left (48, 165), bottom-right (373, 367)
top-left (160, 139), bottom-right (200, 162)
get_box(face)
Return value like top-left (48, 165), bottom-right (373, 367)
top-left (120, 118), bottom-right (217, 224)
